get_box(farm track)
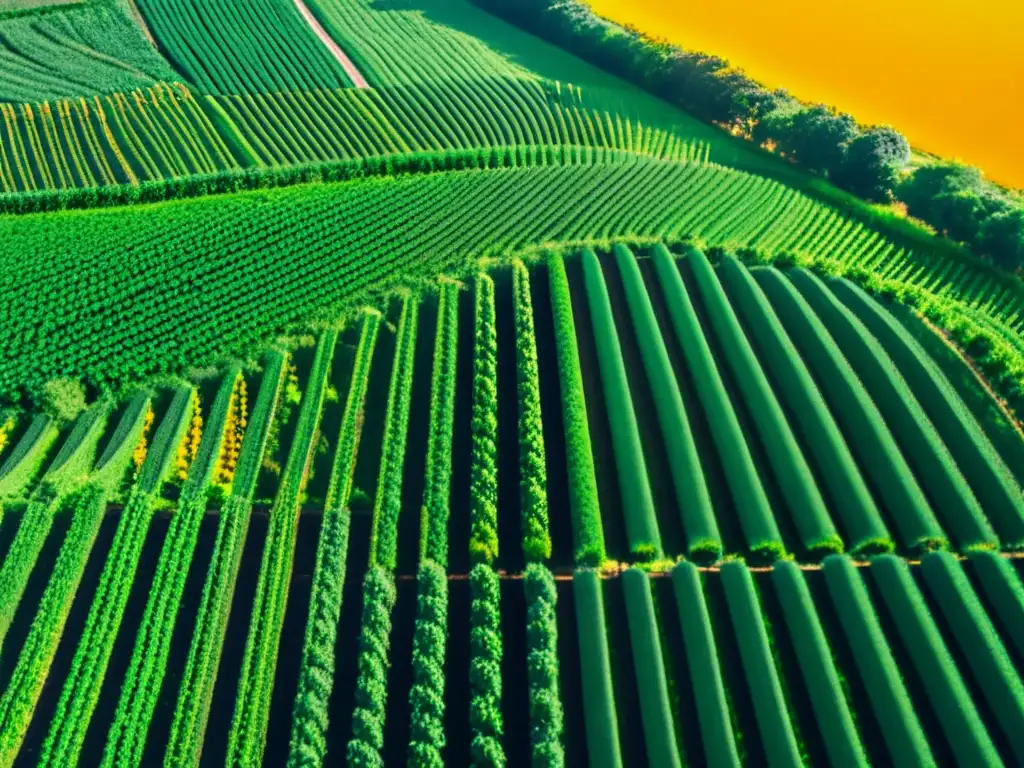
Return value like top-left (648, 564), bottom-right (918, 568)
top-left (291, 0), bottom-right (369, 88)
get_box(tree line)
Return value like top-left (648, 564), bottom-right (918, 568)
top-left (473, 0), bottom-right (1024, 272)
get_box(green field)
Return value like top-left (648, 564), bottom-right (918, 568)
top-left (0, 0), bottom-right (1021, 765)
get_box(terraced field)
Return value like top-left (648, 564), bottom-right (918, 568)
top-left (0, 0), bottom-right (1021, 766)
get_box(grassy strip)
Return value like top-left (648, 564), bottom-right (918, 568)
top-left (288, 314), bottom-right (380, 768)
top-left (572, 569), bottom-right (622, 768)
top-left (524, 563), bottom-right (564, 766)
top-left (512, 260), bottom-right (551, 561)
top-left (770, 561), bottom-right (868, 766)
top-left (869, 554), bottom-right (1000, 765)
top-left (581, 247), bottom-right (660, 560)
top-left (0, 413), bottom-right (59, 498)
top-left (791, 269), bottom-right (996, 551)
top-left (920, 552), bottom-right (1024, 763)
top-left (755, 268), bottom-right (946, 553)
top-left (614, 244), bottom-right (718, 562)
top-left (622, 568), bottom-right (681, 767)
top-left (834, 280), bottom-right (1024, 549)
top-left (370, 295), bottom-right (419, 570)
top-left (720, 560), bottom-right (802, 766)
top-left (407, 561), bottom-right (449, 767)
top-left (36, 385), bottom-right (194, 768)
top-left (689, 248), bottom-right (840, 558)
top-left (0, 394), bottom-right (150, 767)
top-left (722, 255), bottom-right (890, 556)
top-left (650, 244), bottom-right (783, 562)
top-left (670, 563), bottom-right (740, 767)
top-left (967, 551), bottom-right (1024, 664)
top-left (547, 255), bottom-right (604, 566)
top-left (421, 284), bottom-right (459, 566)
top-left (226, 332), bottom-right (337, 768)
top-left (820, 555), bottom-right (934, 765)
top-left (346, 565), bottom-right (398, 765)
top-left (164, 352), bottom-right (287, 768)
top-left (0, 402), bottom-right (108, 649)
top-left (100, 367), bottom-right (240, 767)
top-left (469, 274), bottom-right (499, 564)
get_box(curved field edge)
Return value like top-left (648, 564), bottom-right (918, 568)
top-left (0, 159), bottom-right (1020, 412)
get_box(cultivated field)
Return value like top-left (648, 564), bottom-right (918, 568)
top-left (0, 0), bottom-right (1021, 766)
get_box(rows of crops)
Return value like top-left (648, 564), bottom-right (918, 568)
top-left (0, 0), bottom-right (177, 102)
top-left (0, 270), bottom-right (1020, 763)
top-left (214, 79), bottom-right (706, 167)
top-left (6, 158), bottom-right (1022, 405)
top-left (0, 83), bottom-right (241, 192)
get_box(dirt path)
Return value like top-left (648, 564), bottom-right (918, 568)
top-left (292, 0), bottom-right (369, 89)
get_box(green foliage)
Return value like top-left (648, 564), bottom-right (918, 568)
top-left (136, 0), bottom-right (354, 94)
top-left (422, 286), bottom-right (459, 567)
top-left (791, 268), bottom-right (997, 551)
top-left (523, 563), bottom-right (563, 767)
top-left (770, 562), bottom-right (867, 767)
top-left (920, 552), bottom-right (1024, 763)
top-left (580, 247), bottom-right (661, 560)
top-left (572, 569), bottom-right (621, 768)
top-left (720, 255), bottom-right (890, 556)
top-left (869, 554), bottom-right (1001, 765)
top-left (346, 566), bottom-right (398, 767)
top-left (227, 333), bottom-right (337, 768)
top-left (469, 563), bottom-right (504, 767)
top-left (650, 244), bottom-right (783, 562)
top-left (690, 247), bottom-right (841, 559)
top-left (407, 561), bottom-right (449, 767)
top-left (670, 563), bottom-right (739, 768)
top-left (370, 297), bottom-right (418, 571)
top-left (512, 261), bottom-right (551, 562)
top-left (36, 386), bottom-right (194, 768)
top-left (0, 414), bottom-right (60, 499)
top-left (614, 244), bottom-right (719, 562)
top-left (833, 279), bottom-right (1024, 548)
top-left (967, 551), bottom-right (1024, 664)
top-left (756, 268), bottom-right (947, 553)
top-left (546, 256), bottom-right (604, 566)
top-left (821, 556), bottom-right (935, 764)
top-left (469, 274), bottom-right (499, 565)
top-left (38, 378), bottom-right (85, 425)
top-left (621, 568), bottom-right (680, 767)
top-left (719, 560), bottom-right (802, 766)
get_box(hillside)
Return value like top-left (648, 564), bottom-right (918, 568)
top-left (0, 0), bottom-right (1021, 766)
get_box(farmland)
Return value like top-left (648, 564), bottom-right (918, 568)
top-left (0, 0), bottom-right (1021, 765)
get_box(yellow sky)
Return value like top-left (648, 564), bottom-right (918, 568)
top-left (589, 0), bottom-right (1024, 188)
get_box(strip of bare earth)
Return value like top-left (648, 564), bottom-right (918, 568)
top-left (292, 0), bottom-right (369, 88)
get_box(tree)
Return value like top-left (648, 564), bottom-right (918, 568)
top-left (832, 127), bottom-right (910, 201)
top-left (978, 208), bottom-right (1024, 270)
top-left (40, 378), bottom-right (86, 425)
top-left (784, 105), bottom-right (859, 174)
top-left (898, 163), bottom-right (984, 221)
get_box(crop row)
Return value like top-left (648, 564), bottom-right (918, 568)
top-left (407, 561), bottom-right (449, 766)
top-left (469, 563), bottom-right (505, 766)
top-left (523, 564), bottom-right (564, 766)
top-left (421, 284), bottom-right (459, 566)
top-left (165, 352), bottom-right (288, 768)
top-left (34, 386), bottom-right (195, 768)
top-left (3, 159), bottom-right (1020, 402)
top-left (0, 84), bottom-right (240, 193)
top-left (288, 314), bottom-right (380, 767)
top-left (0, 395), bottom-right (151, 767)
top-left (226, 331), bottom-right (337, 768)
top-left (215, 79), bottom-right (705, 168)
top-left (101, 368), bottom-right (240, 767)
top-left (512, 260), bottom-right (552, 561)
top-left (571, 552), bottom-right (1024, 765)
top-left (136, 0), bottom-right (354, 94)
top-left (469, 274), bottom-right (500, 565)
top-left (0, 2), bottom-right (177, 102)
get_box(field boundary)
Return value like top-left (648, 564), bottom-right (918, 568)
top-left (291, 0), bottom-right (368, 88)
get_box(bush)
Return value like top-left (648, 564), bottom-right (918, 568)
top-left (40, 378), bottom-right (86, 425)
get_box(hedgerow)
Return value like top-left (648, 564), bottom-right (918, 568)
top-left (469, 563), bottom-right (505, 767)
top-left (523, 563), bottom-right (564, 766)
top-left (407, 561), bottom-right (449, 767)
